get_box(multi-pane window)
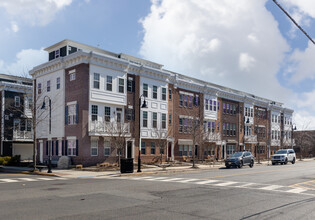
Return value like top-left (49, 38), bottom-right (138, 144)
top-left (93, 73), bottom-right (100, 89)
top-left (151, 142), bottom-right (155, 154)
top-left (179, 94), bottom-right (183, 106)
top-left (152, 112), bottom-right (157, 128)
top-left (104, 141), bottom-right (111, 156)
top-left (162, 113), bottom-right (166, 129)
top-left (116, 108), bottom-right (122, 122)
top-left (56, 77), bottom-right (60, 89)
top-left (184, 146), bottom-right (188, 156)
top-left (91, 139), bottom-right (98, 156)
top-left (70, 72), bottom-right (76, 81)
top-left (223, 103), bottom-right (226, 113)
top-left (179, 145), bottom-right (183, 156)
top-left (179, 118), bottom-right (183, 132)
top-left (169, 89), bottom-right (172, 100)
top-left (143, 83), bottom-right (148, 97)
top-left (169, 114), bottom-right (172, 125)
top-left (184, 95), bottom-right (188, 107)
top-left (118, 78), bottom-right (124, 93)
top-left (106, 76), bottom-right (112, 91)
top-left (104, 106), bottom-right (110, 122)
top-left (226, 123), bottom-right (230, 136)
top-left (223, 123), bottom-right (226, 136)
top-left (127, 77), bottom-right (134, 92)
top-left (141, 141), bottom-right (146, 154)
top-left (14, 96), bottom-right (20, 107)
top-left (143, 111), bottom-right (148, 127)
top-left (162, 88), bottom-right (166, 101)
top-left (47, 80), bottom-right (51, 92)
top-left (205, 99), bottom-right (208, 110)
top-left (91, 105), bottom-right (98, 121)
top-left (209, 100), bottom-right (212, 111)
top-left (152, 86), bottom-right (157, 99)
top-left (233, 105), bottom-right (236, 114)
top-left (233, 124), bottom-right (236, 136)
top-left (67, 104), bottom-right (77, 125)
top-left (38, 83), bottom-right (42, 94)
top-left (13, 119), bottom-right (20, 131)
top-left (213, 101), bottom-right (217, 111)
top-left (68, 139), bottom-right (77, 156)
top-left (195, 95), bottom-right (200, 106)
top-left (188, 96), bottom-right (192, 108)
top-left (126, 108), bottom-right (134, 121)
top-left (227, 145), bottom-right (235, 155)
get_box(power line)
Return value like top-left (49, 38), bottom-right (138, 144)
top-left (272, 0), bottom-right (315, 45)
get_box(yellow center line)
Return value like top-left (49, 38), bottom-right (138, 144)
top-left (201, 165), bottom-right (311, 179)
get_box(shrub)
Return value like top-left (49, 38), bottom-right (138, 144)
top-left (8, 155), bottom-right (20, 165)
top-left (0, 156), bottom-right (11, 165)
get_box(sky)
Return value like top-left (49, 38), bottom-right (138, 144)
top-left (0, 0), bottom-right (315, 130)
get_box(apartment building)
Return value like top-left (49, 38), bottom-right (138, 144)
top-left (0, 74), bottom-right (33, 161)
top-left (30, 40), bottom-right (294, 166)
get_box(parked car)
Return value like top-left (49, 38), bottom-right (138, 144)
top-left (271, 149), bottom-right (296, 165)
top-left (225, 151), bottom-right (254, 168)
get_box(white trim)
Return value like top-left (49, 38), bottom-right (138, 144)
top-left (67, 101), bottom-right (77, 106)
top-left (69, 69), bottom-right (76, 74)
top-left (66, 136), bottom-right (77, 140)
top-left (179, 91), bottom-right (194, 96)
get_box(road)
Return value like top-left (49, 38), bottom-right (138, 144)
top-left (1, 160), bottom-right (315, 219)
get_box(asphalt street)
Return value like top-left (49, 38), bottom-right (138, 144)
top-left (1, 160), bottom-right (315, 220)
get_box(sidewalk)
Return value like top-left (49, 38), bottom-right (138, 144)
top-left (1, 158), bottom-right (313, 178)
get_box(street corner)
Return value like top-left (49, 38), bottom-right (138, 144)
top-left (21, 170), bottom-right (60, 177)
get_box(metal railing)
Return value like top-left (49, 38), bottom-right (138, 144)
top-left (89, 121), bottom-right (130, 135)
top-left (13, 130), bottom-right (33, 141)
top-left (244, 135), bottom-right (257, 143)
top-left (204, 132), bottom-right (221, 142)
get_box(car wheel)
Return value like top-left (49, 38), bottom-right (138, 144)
top-left (292, 158), bottom-right (296, 164)
top-left (238, 161), bottom-right (243, 168)
top-left (226, 165), bottom-right (230, 169)
top-left (249, 160), bottom-right (254, 168)
top-left (272, 162), bottom-right (275, 165)
top-left (284, 158), bottom-right (288, 165)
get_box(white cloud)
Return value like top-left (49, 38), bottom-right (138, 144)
top-left (10, 21), bottom-right (19, 33)
top-left (0, 48), bottom-right (47, 76)
top-left (140, 0), bottom-right (290, 102)
top-left (0, 0), bottom-right (72, 27)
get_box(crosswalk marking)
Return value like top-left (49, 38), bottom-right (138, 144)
top-left (17, 178), bottom-right (38, 182)
top-left (195, 180), bottom-right (220, 185)
top-left (36, 177), bottom-right (54, 181)
top-left (260, 185), bottom-right (283, 190)
top-left (177, 179), bottom-right (200, 183)
top-left (0, 179), bottom-right (19, 182)
top-left (286, 188), bottom-right (307, 193)
top-left (126, 176), bottom-right (314, 196)
top-left (214, 181), bottom-right (237, 186)
top-left (160, 178), bottom-right (184, 182)
top-left (234, 183), bottom-right (255, 188)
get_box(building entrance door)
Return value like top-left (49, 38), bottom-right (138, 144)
top-left (127, 141), bottom-right (132, 158)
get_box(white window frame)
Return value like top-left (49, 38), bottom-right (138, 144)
top-left (68, 139), bottom-right (76, 156)
top-left (106, 75), bottom-right (112, 91)
top-left (91, 138), bottom-right (98, 156)
top-left (104, 141), bottom-right (111, 156)
top-left (118, 78), bottom-right (124, 93)
top-left (93, 73), bottom-right (100, 89)
top-left (14, 96), bottom-right (20, 107)
top-left (56, 77), bottom-right (60, 89)
top-left (67, 104), bottom-right (77, 125)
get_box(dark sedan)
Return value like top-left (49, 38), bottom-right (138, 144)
top-left (225, 151), bottom-right (254, 168)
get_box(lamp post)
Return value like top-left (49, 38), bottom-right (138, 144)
top-left (138, 94), bottom-right (147, 172)
top-left (41, 96), bottom-right (52, 173)
top-left (291, 123), bottom-right (297, 149)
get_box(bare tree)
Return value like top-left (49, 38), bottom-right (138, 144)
top-left (293, 122), bottom-right (312, 160)
top-left (106, 117), bottom-right (131, 166)
top-left (153, 128), bottom-right (168, 164)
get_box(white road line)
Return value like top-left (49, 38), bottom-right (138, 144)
top-left (0, 179), bottom-right (19, 182)
top-left (286, 188), bottom-right (307, 194)
top-left (160, 178), bottom-right (185, 182)
top-left (177, 179), bottom-right (200, 183)
top-left (144, 177), bottom-right (169, 181)
top-left (130, 176), bottom-right (154, 180)
top-left (234, 183), bottom-right (256, 188)
top-left (195, 180), bottom-right (220, 185)
top-left (213, 181), bottom-right (237, 186)
top-left (260, 185), bottom-right (283, 190)
top-left (17, 178), bottom-right (38, 182)
top-left (36, 178), bottom-right (55, 181)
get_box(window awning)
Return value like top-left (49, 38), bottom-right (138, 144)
top-left (178, 139), bottom-right (193, 145)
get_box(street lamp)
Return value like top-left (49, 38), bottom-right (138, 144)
top-left (138, 94), bottom-right (147, 172)
top-left (291, 123), bottom-right (297, 149)
top-left (41, 96), bottom-right (52, 173)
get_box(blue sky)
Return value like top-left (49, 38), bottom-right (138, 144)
top-left (0, 0), bottom-right (315, 129)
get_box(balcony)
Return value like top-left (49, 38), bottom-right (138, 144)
top-left (244, 135), bottom-right (257, 143)
top-left (89, 121), bottom-right (130, 137)
top-left (204, 132), bottom-right (221, 142)
top-left (13, 130), bottom-right (33, 141)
